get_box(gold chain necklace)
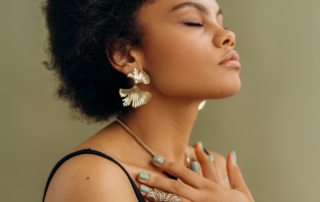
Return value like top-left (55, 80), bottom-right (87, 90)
top-left (116, 118), bottom-right (190, 167)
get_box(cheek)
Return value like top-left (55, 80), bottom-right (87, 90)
top-left (142, 28), bottom-right (241, 99)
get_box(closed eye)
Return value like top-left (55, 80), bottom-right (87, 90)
top-left (184, 22), bottom-right (203, 27)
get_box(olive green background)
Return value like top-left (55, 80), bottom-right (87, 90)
top-left (1, 0), bottom-right (319, 201)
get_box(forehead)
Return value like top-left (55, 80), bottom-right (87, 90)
top-left (140, 0), bottom-right (220, 18)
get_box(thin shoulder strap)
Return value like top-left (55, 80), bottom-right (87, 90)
top-left (42, 148), bottom-right (145, 202)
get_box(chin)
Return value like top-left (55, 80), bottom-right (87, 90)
top-left (209, 78), bottom-right (241, 99)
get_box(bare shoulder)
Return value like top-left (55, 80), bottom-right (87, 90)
top-left (44, 153), bottom-right (138, 202)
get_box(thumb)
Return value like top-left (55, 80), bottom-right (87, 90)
top-left (226, 151), bottom-right (249, 193)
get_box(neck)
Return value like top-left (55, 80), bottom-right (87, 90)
top-left (118, 95), bottom-right (202, 165)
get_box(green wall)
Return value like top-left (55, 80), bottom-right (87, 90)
top-left (1, 0), bottom-right (319, 201)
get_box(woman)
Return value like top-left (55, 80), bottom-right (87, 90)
top-left (42, 0), bottom-right (254, 201)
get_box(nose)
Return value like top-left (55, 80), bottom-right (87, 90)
top-left (213, 28), bottom-right (236, 48)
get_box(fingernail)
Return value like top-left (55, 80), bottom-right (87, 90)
top-left (198, 141), bottom-right (203, 148)
top-left (190, 162), bottom-right (199, 173)
top-left (232, 151), bottom-right (237, 163)
top-left (209, 154), bottom-right (215, 163)
top-left (140, 185), bottom-right (150, 193)
top-left (139, 172), bottom-right (149, 181)
top-left (153, 156), bottom-right (164, 164)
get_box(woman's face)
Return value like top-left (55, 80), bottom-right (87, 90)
top-left (138, 0), bottom-right (241, 100)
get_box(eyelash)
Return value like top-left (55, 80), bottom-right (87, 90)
top-left (184, 22), bottom-right (203, 27)
top-left (184, 22), bottom-right (228, 30)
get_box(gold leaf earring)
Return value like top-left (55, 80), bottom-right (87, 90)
top-left (119, 68), bottom-right (152, 108)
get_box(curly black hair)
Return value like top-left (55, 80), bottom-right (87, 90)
top-left (41, 0), bottom-right (154, 123)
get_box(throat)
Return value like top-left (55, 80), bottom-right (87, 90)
top-left (115, 117), bottom-right (191, 168)
top-left (116, 96), bottom-right (202, 168)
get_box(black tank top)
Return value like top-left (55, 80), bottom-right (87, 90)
top-left (42, 148), bottom-right (146, 202)
top-left (42, 147), bottom-right (209, 202)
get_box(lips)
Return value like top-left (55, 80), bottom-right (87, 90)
top-left (219, 51), bottom-right (241, 68)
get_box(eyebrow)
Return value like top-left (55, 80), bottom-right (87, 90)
top-left (170, 2), bottom-right (223, 17)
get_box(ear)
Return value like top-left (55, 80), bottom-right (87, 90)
top-left (106, 39), bottom-right (144, 76)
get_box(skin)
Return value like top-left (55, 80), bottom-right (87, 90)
top-left (138, 143), bottom-right (254, 202)
top-left (44, 0), bottom-right (251, 201)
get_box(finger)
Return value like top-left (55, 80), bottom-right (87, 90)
top-left (153, 156), bottom-right (218, 189)
top-left (139, 184), bottom-right (152, 197)
top-left (226, 151), bottom-right (249, 193)
top-left (152, 155), bottom-right (213, 189)
top-left (189, 161), bottom-right (203, 176)
top-left (137, 172), bottom-right (200, 202)
top-left (194, 142), bottom-right (220, 184)
top-left (198, 161), bottom-right (203, 176)
top-left (139, 185), bottom-right (154, 202)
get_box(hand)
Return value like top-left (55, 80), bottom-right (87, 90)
top-left (137, 143), bottom-right (254, 202)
